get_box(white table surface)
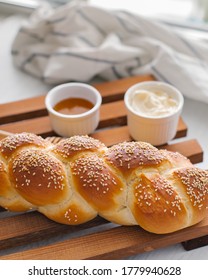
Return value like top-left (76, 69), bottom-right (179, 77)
top-left (0, 13), bottom-right (208, 260)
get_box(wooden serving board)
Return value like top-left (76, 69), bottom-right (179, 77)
top-left (0, 74), bottom-right (207, 260)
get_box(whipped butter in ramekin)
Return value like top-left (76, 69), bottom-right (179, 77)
top-left (124, 81), bottom-right (184, 146)
top-left (130, 89), bottom-right (179, 117)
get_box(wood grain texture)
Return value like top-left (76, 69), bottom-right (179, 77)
top-left (1, 217), bottom-right (208, 260)
top-left (0, 99), bottom-right (187, 139)
top-left (0, 212), bottom-right (107, 251)
top-left (0, 74), bottom-right (155, 125)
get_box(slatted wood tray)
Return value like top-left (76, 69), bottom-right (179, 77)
top-left (0, 74), bottom-right (207, 260)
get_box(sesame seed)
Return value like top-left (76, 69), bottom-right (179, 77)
top-left (71, 154), bottom-right (121, 195)
top-left (64, 208), bottom-right (79, 223)
top-left (53, 135), bottom-right (105, 159)
top-left (175, 167), bottom-right (208, 210)
top-left (12, 149), bottom-right (66, 191)
top-left (0, 132), bottom-right (47, 159)
top-left (105, 141), bottom-right (167, 172)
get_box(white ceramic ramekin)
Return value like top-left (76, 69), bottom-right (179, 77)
top-left (124, 81), bottom-right (184, 146)
top-left (45, 83), bottom-right (102, 137)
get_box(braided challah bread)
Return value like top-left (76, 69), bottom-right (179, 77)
top-left (0, 132), bottom-right (208, 234)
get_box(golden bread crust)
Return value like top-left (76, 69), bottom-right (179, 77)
top-left (52, 135), bottom-right (105, 160)
top-left (71, 154), bottom-right (123, 211)
top-left (0, 133), bottom-right (208, 234)
top-left (129, 173), bottom-right (187, 233)
top-left (10, 149), bottom-right (69, 206)
top-left (0, 132), bottom-right (47, 159)
top-left (104, 142), bottom-right (168, 175)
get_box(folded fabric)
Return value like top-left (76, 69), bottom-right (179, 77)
top-left (11, 1), bottom-right (208, 104)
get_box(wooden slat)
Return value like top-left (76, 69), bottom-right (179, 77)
top-left (1, 216), bottom-right (208, 260)
top-left (0, 119), bottom-right (188, 151)
top-left (161, 139), bottom-right (203, 164)
top-left (0, 74), bottom-right (155, 125)
top-left (182, 235), bottom-right (208, 251)
top-left (0, 100), bottom-right (187, 138)
top-left (0, 116), bottom-right (51, 137)
top-left (0, 100), bottom-right (130, 135)
top-left (92, 125), bottom-right (187, 148)
top-left (174, 118), bottom-right (187, 138)
top-left (94, 74), bottom-right (155, 102)
top-left (0, 96), bottom-right (46, 125)
top-left (0, 212), bottom-right (108, 251)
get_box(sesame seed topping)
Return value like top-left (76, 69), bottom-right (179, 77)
top-left (64, 208), bottom-right (78, 223)
top-left (71, 155), bottom-right (120, 194)
top-left (105, 141), bottom-right (166, 172)
top-left (134, 174), bottom-right (183, 216)
top-left (175, 167), bottom-right (208, 210)
top-left (53, 135), bottom-right (105, 159)
top-left (12, 149), bottom-right (66, 191)
top-left (0, 132), bottom-right (46, 159)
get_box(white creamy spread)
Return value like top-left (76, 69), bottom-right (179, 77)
top-left (129, 90), bottom-right (178, 117)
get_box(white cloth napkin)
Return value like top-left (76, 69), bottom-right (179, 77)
top-left (11, 1), bottom-right (208, 104)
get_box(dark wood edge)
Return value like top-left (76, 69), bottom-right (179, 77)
top-left (0, 215), bottom-right (108, 252)
top-left (182, 235), bottom-right (208, 251)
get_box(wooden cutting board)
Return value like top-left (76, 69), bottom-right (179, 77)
top-left (0, 74), bottom-right (207, 260)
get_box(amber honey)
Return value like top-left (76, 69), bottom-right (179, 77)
top-left (54, 97), bottom-right (94, 115)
